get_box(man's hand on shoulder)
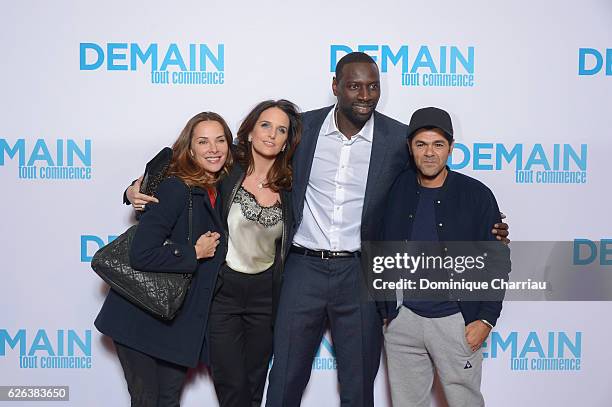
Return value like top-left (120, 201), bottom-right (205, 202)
top-left (492, 212), bottom-right (510, 244)
top-left (127, 175), bottom-right (159, 211)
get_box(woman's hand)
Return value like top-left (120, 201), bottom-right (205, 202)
top-left (127, 175), bottom-right (159, 211)
top-left (194, 231), bottom-right (221, 259)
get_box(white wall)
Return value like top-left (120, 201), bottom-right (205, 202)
top-left (1, 1), bottom-right (610, 405)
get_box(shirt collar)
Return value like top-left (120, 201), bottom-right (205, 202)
top-left (322, 105), bottom-right (374, 143)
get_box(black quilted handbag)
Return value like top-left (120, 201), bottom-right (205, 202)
top-left (91, 186), bottom-right (193, 321)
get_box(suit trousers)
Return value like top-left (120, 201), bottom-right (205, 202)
top-left (209, 265), bottom-right (274, 407)
top-left (266, 253), bottom-right (383, 407)
top-left (114, 341), bottom-right (188, 407)
top-left (383, 306), bottom-right (484, 407)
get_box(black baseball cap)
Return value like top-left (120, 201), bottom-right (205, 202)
top-left (406, 107), bottom-right (454, 142)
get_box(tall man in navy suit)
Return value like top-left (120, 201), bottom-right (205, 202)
top-left (265, 52), bottom-right (411, 407)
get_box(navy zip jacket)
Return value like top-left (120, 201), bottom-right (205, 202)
top-left (377, 167), bottom-right (511, 326)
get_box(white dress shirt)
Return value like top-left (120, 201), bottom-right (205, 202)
top-left (293, 107), bottom-right (374, 252)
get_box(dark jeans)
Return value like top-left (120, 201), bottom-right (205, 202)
top-left (114, 341), bottom-right (188, 407)
top-left (266, 253), bottom-right (383, 407)
top-left (209, 265), bottom-right (274, 407)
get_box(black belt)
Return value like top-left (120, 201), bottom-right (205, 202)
top-left (290, 245), bottom-right (361, 259)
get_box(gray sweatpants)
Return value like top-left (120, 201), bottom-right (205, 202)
top-left (383, 306), bottom-right (484, 407)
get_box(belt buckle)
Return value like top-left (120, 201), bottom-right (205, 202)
top-left (321, 250), bottom-right (328, 260)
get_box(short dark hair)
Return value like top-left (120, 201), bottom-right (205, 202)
top-left (335, 52), bottom-right (377, 81)
top-left (408, 126), bottom-right (454, 143)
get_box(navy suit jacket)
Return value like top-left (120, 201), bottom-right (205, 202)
top-left (291, 106), bottom-right (410, 242)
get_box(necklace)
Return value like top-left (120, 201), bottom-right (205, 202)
top-left (255, 175), bottom-right (267, 189)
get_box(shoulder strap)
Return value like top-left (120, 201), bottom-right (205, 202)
top-left (187, 186), bottom-right (193, 243)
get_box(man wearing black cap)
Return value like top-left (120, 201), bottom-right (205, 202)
top-left (379, 107), bottom-right (508, 407)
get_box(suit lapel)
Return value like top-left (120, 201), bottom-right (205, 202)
top-left (293, 106), bottom-right (333, 218)
top-left (362, 111), bottom-right (389, 223)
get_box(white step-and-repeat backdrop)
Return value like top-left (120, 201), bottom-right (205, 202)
top-left (1, 1), bottom-right (611, 406)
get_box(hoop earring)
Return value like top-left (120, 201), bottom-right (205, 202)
top-left (281, 144), bottom-right (286, 152)
top-left (248, 135), bottom-right (252, 142)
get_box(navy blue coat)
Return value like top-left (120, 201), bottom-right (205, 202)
top-left (378, 168), bottom-right (511, 326)
top-left (95, 176), bottom-right (226, 367)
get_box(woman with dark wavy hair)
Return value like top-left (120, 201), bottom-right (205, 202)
top-left (96, 111), bottom-right (233, 407)
top-left (210, 99), bottom-right (301, 407)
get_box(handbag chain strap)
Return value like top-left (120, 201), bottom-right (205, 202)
top-left (187, 186), bottom-right (193, 243)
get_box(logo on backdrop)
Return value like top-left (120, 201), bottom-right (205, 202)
top-left (483, 331), bottom-right (581, 372)
top-left (330, 44), bottom-right (475, 88)
top-left (313, 336), bottom-right (337, 371)
top-left (81, 234), bottom-right (118, 262)
top-left (0, 329), bottom-right (92, 369)
top-left (0, 139), bottom-right (92, 180)
top-left (270, 336), bottom-right (336, 371)
top-left (79, 42), bottom-right (225, 86)
top-left (573, 239), bottom-right (612, 265)
top-left (448, 143), bottom-right (587, 184)
top-left (578, 48), bottom-right (611, 76)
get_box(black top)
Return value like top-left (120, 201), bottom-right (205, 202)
top-left (404, 185), bottom-right (461, 318)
